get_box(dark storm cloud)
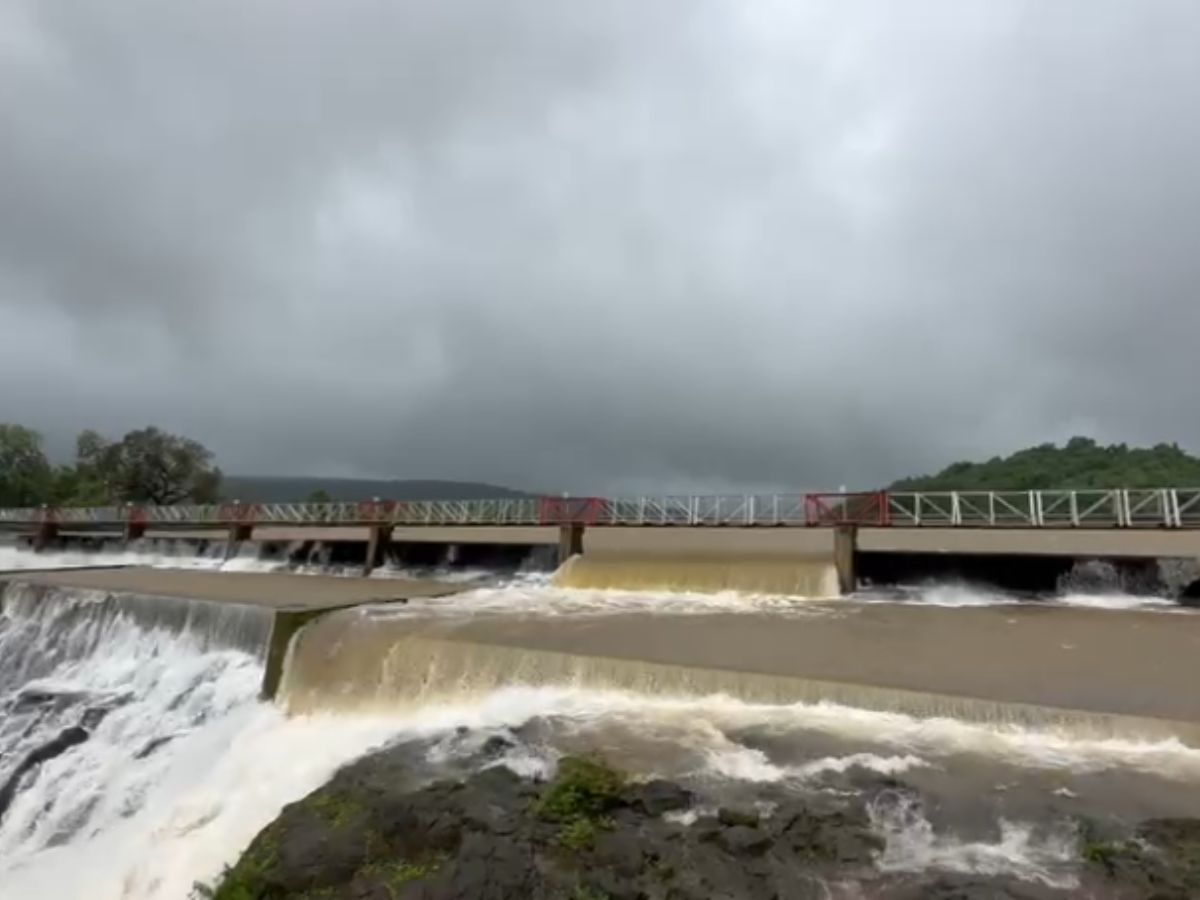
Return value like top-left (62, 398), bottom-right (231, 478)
top-left (2, 0), bottom-right (1199, 492)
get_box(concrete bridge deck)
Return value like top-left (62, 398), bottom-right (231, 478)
top-left (4, 567), bottom-right (460, 612)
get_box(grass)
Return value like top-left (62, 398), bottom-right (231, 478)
top-left (358, 855), bottom-right (446, 899)
top-left (536, 756), bottom-right (624, 823)
top-left (309, 790), bottom-right (364, 829)
top-left (190, 823), bottom-right (282, 900)
top-left (536, 755), bottom-right (625, 856)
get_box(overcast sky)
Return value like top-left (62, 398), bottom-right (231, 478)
top-left (2, 1), bottom-right (1198, 493)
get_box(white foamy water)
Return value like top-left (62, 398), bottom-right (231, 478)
top-left (0, 542), bottom-right (511, 585)
top-left (12, 674), bottom-right (1198, 897)
top-left (0, 541), bottom-right (245, 573)
top-left (859, 579), bottom-right (1190, 612)
top-left (3, 572), bottom-right (1199, 897)
top-left (870, 789), bottom-right (1080, 888)
top-left (1056, 591), bottom-right (1179, 611)
top-left (0, 584), bottom-right (401, 899)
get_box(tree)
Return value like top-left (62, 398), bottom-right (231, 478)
top-left (86, 427), bottom-right (223, 505)
top-left (0, 424), bottom-right (52, 507)
top-left (307, 489), bottom-right (332, 503)
top-left (892, 437), bottom-right (1200, 491)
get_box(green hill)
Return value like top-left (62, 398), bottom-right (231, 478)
top-left (221, 476), bottom-right (532, 503)
top-left (892, 438), bottom-right (1200, 491)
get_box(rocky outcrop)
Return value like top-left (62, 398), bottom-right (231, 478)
top-left (199, 748), bottom-right (885, 900)
top-left (1080, 818), bottom-right (1200, 898)
top-left (200, 745), bottom-right (1200, 900)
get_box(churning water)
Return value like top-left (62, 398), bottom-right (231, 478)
top-left (0, 543), bottom-right (1197, 897)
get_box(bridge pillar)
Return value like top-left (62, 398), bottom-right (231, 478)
top-left (363, 525), bottom-right (391, 576)
top-left (32, 522), bottom-right (59, 552)
top-left (833, 525), bottom-right (857, 595)
top-left (558, 524), bottom-right (585, 565)
top-left (225, 523), bottom-right (253, 560)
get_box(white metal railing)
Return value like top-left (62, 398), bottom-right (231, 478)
top-left (1, 489), bottom-right (1199, 529)
top-left (886, 489), bottom-right (1200, 528)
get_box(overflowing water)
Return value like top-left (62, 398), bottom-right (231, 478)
top-left (0, 542), bottom-right (1198, 897)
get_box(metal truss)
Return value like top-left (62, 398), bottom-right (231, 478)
top-left (2, 489), bottom-right (1199, 529)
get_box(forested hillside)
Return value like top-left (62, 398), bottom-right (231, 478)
top-left (893, 437), bottom-right (1200, 491)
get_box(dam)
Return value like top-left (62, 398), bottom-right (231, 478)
top-left (4, 487), bottom-right (1200, 599)
top-left (2, 545), bottom-right (1200, 897)
top-left (2, 564), bottom-right (1198, 741)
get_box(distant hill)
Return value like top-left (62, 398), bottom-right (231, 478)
top-left (892, 437), bottom-right (1200, 491)
top-left (221, 476), bottom-right (532, 503)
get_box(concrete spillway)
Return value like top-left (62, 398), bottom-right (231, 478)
top-left (555, 554), bottom-right (840, 595)
top-left (6, 565), bottom-right (1199, 743)
top-left (280, 601), bottom-right (1200, 744)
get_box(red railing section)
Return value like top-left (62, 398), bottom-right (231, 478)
top-left (356, 499), bottom-right (397, 522)
top-left (220, 502), bottom-right (260, 524)
top-left (538, 496), bottom-right (611, 526)
top-left (804, 491), bottom-right (890, 527)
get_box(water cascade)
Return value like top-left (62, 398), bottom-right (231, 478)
top-left (555, 553), bottom-right (840, 596)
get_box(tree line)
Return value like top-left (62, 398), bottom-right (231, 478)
top-left (0, 423), bottom-right (221, 508)
top-left (892, 436), bottom-right (1200, 492)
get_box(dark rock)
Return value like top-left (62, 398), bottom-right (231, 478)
top-left (134, 734), bottom-right (176, 760)
top-left (1081, 816), bottom-right (1200, 899)
top-left (208, 742), bottom-right (1099, 900)
top-left (771, 800), bottom-right (884, 865)
top-left (718, 825), bottom-right (772, 857)
top-left (593, 828), bottom-right (647, 877)
top-left (1178, 580), bottom-right (1200, 606)
top-left (628, 779), bottom-right (693, 816)
top-left (886, 874), bottom-right (1068, 899)
top-left (717, 806), bottom-right (760, 828)
top-left (480, 734), bottom-right (516, 757)
top-left (0, 725), bottom-right (90, 822)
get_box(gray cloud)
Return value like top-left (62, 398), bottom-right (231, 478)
top-left (2, 0), bottom-right (1198, 493)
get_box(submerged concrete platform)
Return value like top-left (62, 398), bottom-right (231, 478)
top-left (7, 566), bottom-right (461, 611)
top-left (431, 604), bottom-right (1200, 723)
top-left (1, 567), bottom-right (465, 701)
top-left (282, 601), bottom-right (1200, 742)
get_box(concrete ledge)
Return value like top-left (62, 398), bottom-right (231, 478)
top-left (144, 528), bottom-right (230, 541)
top-left (860, 527), bottom-right (1200, 558)
top-left (584, 527), bottom-right (834, 557)
top-left (252, 526), bottom-right (371, 542)
top-left (8, 567), bottom-right (461, 611)
top-left (390, 526), bottom-right (560, 546)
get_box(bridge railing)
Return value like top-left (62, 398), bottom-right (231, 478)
top-left (2, 489), bottom-right (1200, 529)
top-left (888, 489), bottom-right (1200, 528)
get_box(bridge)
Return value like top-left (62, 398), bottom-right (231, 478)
top-left (3, 488), bottom-right (1200, 595)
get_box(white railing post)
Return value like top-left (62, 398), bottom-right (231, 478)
top-left (1069, 491), bottom-right (1079, 527)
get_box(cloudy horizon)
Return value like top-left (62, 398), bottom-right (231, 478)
top-left (2, 1), bottom-right (1198, 493)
